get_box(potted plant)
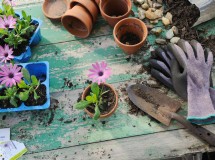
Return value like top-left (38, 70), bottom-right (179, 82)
top-left (113, 17), bottom-right (148, 54)
top-left (0, 61), bottom-right (50, 112)
top-left (0, 1), bottom-right (42, 62)
top-left (74, 61), bottom-right (118, 120)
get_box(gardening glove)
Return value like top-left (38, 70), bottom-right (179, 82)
top-left (168, 39), bottom-right (215, 124)
top-left (150, 46), bottom-right (187, 99)
top-left (149, 47), bottom-right (174, 90)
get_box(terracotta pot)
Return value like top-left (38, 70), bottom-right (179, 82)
top-left (70, 0), bottom-right (99, 23)
top-left (113, 18), bottom-right (148, 54)
top-left (42, 0), bottom-right (69, 20)
top-left (61, 5), bottom-right (93, 38)
top-left (82, 83), bottom-right (118, 119)
top-left (100, 0), bottom-right (132, 27)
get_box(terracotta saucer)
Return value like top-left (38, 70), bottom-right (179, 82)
top-left (42, 0), bottom-right (69, 20)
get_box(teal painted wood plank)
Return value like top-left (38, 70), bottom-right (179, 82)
top-left (29, 35), bottom-right (150, 93)
top-left (0, 80), bottom-right (187, 154)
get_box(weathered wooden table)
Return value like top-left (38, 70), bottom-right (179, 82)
top-left (1, 1), bottom-right (215, 159)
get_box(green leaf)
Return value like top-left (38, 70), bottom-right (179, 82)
top-left (0, 96), bottom-right (9, 100)
top-left (74, 100), bottom-right (91, 110)
top-left (86, 94), bottom-right (97, 103)
top-left (18, 80), bottom-right (29, 89)
top-left (10, 97), bottom-right (18, 107)
top-left (0, 28), bottom-right (8, 35)
top-left (22, 68), bottom-right (31, 83)
top-left (22, 10), bottom-right (27, 19)
top-left (93, 105), bottom-right (100, 120)
top-left (34, 90), bottom-right (40, 100)
top-left (31, 75), bottom-right (39, 86)
top-left (19, 91), bottom-right (29, 101)
top-left (91, 83), bottom-right (100, 97)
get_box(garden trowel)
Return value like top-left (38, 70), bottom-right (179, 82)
top-left (127, 84), bottom-right (215, 146)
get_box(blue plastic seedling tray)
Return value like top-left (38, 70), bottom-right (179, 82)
top-left (0, 61), bottom-right (50, 112)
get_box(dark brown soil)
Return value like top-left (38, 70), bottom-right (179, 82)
top-left (0, 88), bottom-right (22, 109)
top-left (120, 86), bottom-right (145, 116)
top-left (201, 35), bottom-right (215, 56)
top-left (24, 84), bottom-right (47, 106)
top-left (132, 85), bottom-right (160, 109)
top-left (85, 84), bottom-right (116, 115)
top-left (165, 0), bottom-right (215, 56)
top-left (120, 32), bottom-right (141, 45)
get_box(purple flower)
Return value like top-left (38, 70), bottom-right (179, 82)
top-left (88, 61), bottom-right (111, 85)
top-left (0, 44), bottom-right (14, 63)
top-left (0, 16), bottom-right (16, 29)
top-left (0, 64), bottom-right (23, 87)
top-left (2, 0), bottom-right (16, 6)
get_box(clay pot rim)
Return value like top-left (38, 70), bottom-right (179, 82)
top-left (99, 0), bottom-right (132, 19)
top-left (81, 83), bottom-right (118, 119)
top-left (61, 5), bottom-right (92, 38)
top-left (113, 17), bottom-right (148, 47)
top-left (42, 0), bottom-right (70, 20)
top-left (70, 0), bottom-right (98, 23)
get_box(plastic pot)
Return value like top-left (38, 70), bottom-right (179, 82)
top-left (0, 61), bottom-right (50, 113)
top-left (42, 0), bottom-right (69, 20)
top-left (13, 17), bottom-right (42, 63)
top-left (100, 0), bottom-right (132, 27)
top-left (70, 0), bottom-right (99, 23)
top-left (82, 83), bottom-right (118, 119)
top-left (113, 18), bottom-right (148, 54)
top-left (61, 5), bottom-right (93, 38)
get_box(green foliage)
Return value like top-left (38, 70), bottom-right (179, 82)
top-left (0, 5), bottom-right (35, 49)
top-left (0, 3), bottom-right (15, 17)
top-left (17, 68), bottom-right (40, 102)
top-left (74, 100), bottom-right (91, 110)
top-left (0, 86), bottom-right (19, 107)
top-left (91, 83), bottom-right (100, 97)
top-left (4, 33), bottom-right (26, 49)
top-left (74, 83), bottom-right (111, 120)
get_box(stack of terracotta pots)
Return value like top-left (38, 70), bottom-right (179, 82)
top-left (61, 0), bottom-right (99, 38)
top-left (42, 0), bottom-right (148, 54)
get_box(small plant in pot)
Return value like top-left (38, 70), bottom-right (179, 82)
top-left (0, 0), bottom-right (42, 62)
top-left (74, 61), bottom-right (118, 120)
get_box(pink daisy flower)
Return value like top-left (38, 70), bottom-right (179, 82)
top-left (0, 64), bottom-right (23, 87)
top-left (2, 0), bottom-right (16, 6)
top-left (88, 61), bottom-right (111, 85)
top-left (0, 16), bottom-right (16, 29)
top-left (0, 44), bottom-right (14, 63)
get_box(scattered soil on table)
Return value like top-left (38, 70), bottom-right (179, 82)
top-left (24, 84), bottom-right (47, 106)
top-left (0, 88), bottom-right (22, 109)
top-left (85, 84), bottom-right (116, 115)
top-left (120, 85), bottom-right (145, 116)
top-left (120, 32), bottom-right (141, 45)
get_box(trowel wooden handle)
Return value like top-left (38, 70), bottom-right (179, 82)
top-left (170, 112), bottom-right (215, 146)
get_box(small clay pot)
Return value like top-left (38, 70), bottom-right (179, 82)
top-left (42, 0), bottom-right (69, 20)
top-left (70, 0), bottom-right (99, 23)
top-left (61, 5), bottom-right (93, 38)
top-left (113, 18), bottom-right (148, 54)
top-left (100, 0), bottom-right (132, 27)
top-left (82, 83), bottom-right (118, 119)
